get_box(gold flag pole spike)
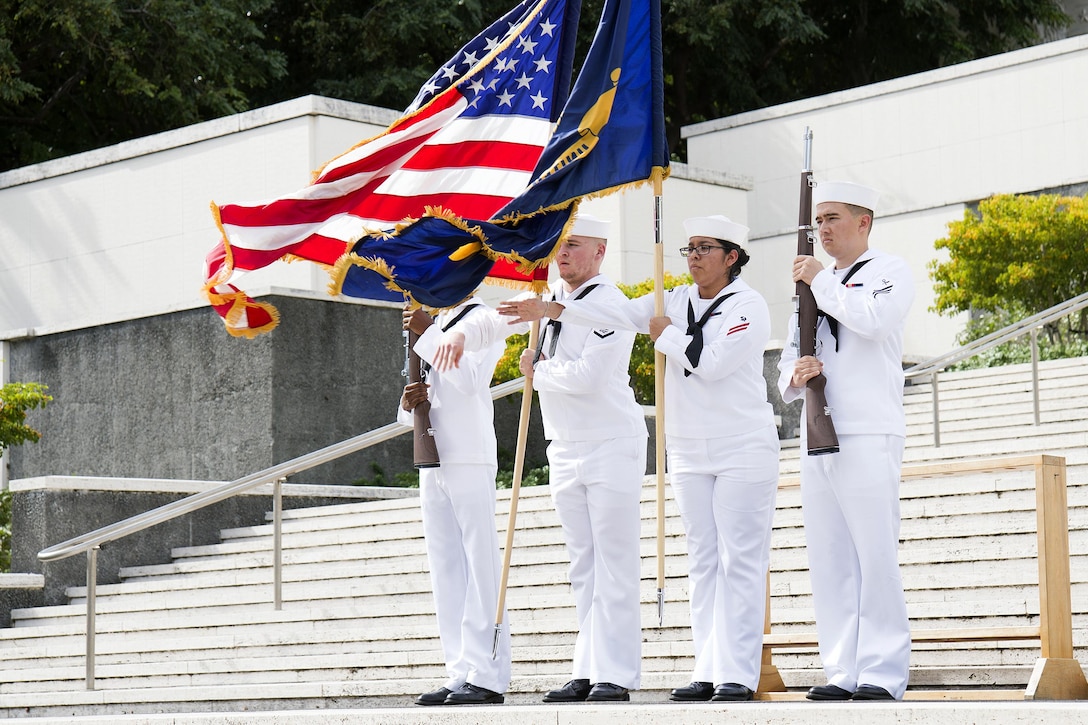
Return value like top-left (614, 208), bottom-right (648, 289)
top-left (493, 316), bottom-right (541, 658)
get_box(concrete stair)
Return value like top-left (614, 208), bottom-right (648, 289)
top-left (1, 356), bottom-right (1087, 723)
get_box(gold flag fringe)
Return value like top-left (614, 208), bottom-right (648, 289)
top-left (205, 200), bottom-right (286, 337)
top-left (245, 164), bottom-right (674, 324)
top-left (324, 164), bottom-right (673, 312)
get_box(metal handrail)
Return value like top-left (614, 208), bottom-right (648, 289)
top-left (37, 376), bottom-right (527, 689)
top-left (903, 291), bottom-right (1088, 446)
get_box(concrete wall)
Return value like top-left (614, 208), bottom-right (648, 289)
top-left (5, 292), bottom-right (555, 486)
top-left (683, 34), bottom-right (1088, 358)
top-left (7, 295), bottom-right (408, 484)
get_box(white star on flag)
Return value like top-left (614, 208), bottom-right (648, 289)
top-left (519, 35), bottom-right (538, 54)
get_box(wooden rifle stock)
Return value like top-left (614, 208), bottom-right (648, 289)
top-left (795, 128), bottom-right (839, 455)
top-left (405, 329), bottom-right (441, 468)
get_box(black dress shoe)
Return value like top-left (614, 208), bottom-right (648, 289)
top-left (806, 683), bottom-right (853, 701)
top-left (852, 684), bottom-right (895, 701)
top-left (711, 682), bottom-right (753, 701)
top-left (542, 679), bottom-right (591, 702)
top-left (586, 682), bottom-right (630, 702)
top-left (669, 681), bottom-right (714, 701)
top-left (444, 682), bottom-right (505, 705)
top-left (415, 687), bottom-right (452, 706)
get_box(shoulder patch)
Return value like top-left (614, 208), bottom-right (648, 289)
top-left (593, 329), bottom-right (615, 339)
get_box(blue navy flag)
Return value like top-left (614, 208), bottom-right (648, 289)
top-left (500, 0), bottom-right (670, 217)
top-left (332, 0), bottom-right (670, 310)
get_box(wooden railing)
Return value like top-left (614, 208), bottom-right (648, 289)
top-left (757, 454), bottom-right (1088, 700)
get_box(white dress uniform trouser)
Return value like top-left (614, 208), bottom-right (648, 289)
top-left (800, 433), bottom-right (911, 699)
top-left (547, 436), bottom-right (646, 689)
top-left (667, 424), bottom-right (779, 690)
top-left (419, 463), bottom-right (511, 694)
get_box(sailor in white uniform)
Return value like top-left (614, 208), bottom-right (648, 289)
top-left (513, 214), bottom-right (647, 703)
top-left (400, 297), bottom-right (525, 707)
top-left (500, 215), bottom-right (780, 703)
top-left (777, 181), bottom-right (915, 701)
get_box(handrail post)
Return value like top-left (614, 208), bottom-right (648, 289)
top-left (86, 546), bottom-right (98, 690)
top-left (758, 568), bottom-right (786, 692)
top-left (273, 477), bottom-right (283, 611)
top-left (1030, 328), bottom-right (1041, 426)
top-left (930, 371), bottom-right (941, 447)
top-left (1025, 455), bottom-right (1088, 699)
top-left (1034, 455), bottom-right (1073, 659)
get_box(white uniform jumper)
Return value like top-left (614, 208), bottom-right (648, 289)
top-left (561, 277), bottom-right (780, 690)
top-left (777, 248), bottom-right (916, 699)
top-left (531, 275), bottom-right (647, 690)
top-left (398, 299), bottom-right (514, 695)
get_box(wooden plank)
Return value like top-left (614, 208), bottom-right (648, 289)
top-left (762, 625), bottom-right (1041, 649)
top-left (754, 689), bottom-right (1027, 701)
top-left (777, 453), bottom-right (1050, 490)
top-left (910, 626), bottom-right (1042, 643)
top-left (902, 690), bottom-right (1027, 701)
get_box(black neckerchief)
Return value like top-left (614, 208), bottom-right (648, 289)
top-left (819, 258), bottom-right (871, 351)
top-left (683, 291), bottom-right (737, 377)
top-left (536, 284), bottom-right (599, 361)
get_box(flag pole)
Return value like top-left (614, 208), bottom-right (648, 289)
top-left (493, 318), bottom-right (541, 657)
top-left (653, 171), bottom-right (667, 627)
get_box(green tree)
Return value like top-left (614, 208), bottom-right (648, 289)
top-left (0, 0), bottom-right (286, 170)
top-left (250, 0), bottom-right (522, 114)
top-left (662, 0), bottom-right (1069, 155)
top-left (492, 271), bottom-right (691, 404)
top-left (929, 193), bottom-right (1088, 363)
top-left (254, 0), bottom-right (1070, 162)
top-left (0, 381), bottom-right (51, 457)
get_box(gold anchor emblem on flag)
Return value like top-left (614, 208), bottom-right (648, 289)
top-left (537, 67), bottom-right (620, 181)
top-left (448, 68), bottom-right (622, 263)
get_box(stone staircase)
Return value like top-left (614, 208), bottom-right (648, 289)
top-left (0, 357), bottom-right (1086, 723)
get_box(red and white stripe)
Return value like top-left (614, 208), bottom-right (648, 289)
top-left (207, 92), bottom-right (552, 289)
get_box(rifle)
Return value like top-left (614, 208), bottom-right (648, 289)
top-left (794, 127), bottom-right (839, 455)
top-left (403, 327), bottom-right (441, 468)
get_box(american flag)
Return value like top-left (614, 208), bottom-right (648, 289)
top-left (333, 0), bottom-right (669, 312)
top-left (205, 0), bottom-right (577, 337)
top-left (333, 0), bottom-right (670, 312)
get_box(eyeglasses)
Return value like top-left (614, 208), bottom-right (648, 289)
top-left (679, 244), bottom-right (727, 257)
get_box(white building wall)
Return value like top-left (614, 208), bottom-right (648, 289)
top-left (1, 96), bottom-right (747, 338)
top-left (0, 97), bottom-right (398, 338)
top-left (683, 34), bottom-right (1088, 358)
